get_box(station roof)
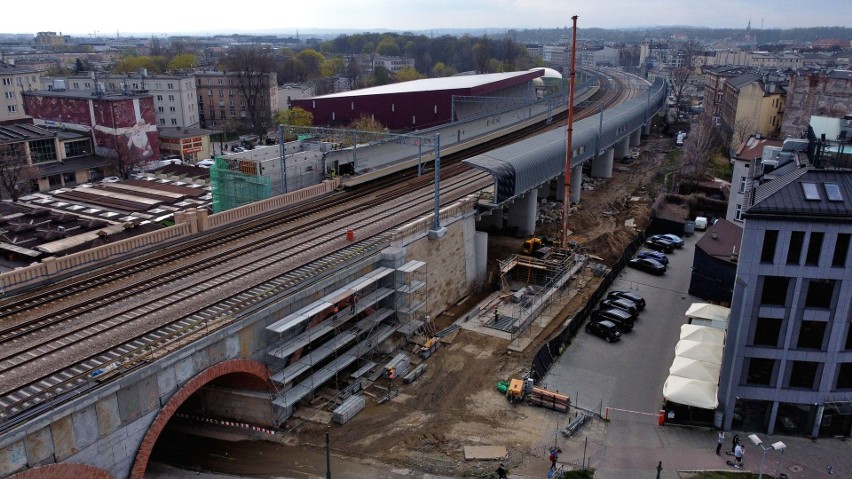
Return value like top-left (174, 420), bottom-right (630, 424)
top-left (309, 71), bottom-right (542, 99)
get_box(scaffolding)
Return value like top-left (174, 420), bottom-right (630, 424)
top-left (210, 156), bottom-right (273, 213)
top-left (265, 260), bottom-right (428, 424)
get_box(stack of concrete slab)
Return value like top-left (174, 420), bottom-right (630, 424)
top-left (333, 395), bottom-right (366, 424)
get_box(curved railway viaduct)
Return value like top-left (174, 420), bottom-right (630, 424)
top-left (0, 72), bottom-right (666, 479)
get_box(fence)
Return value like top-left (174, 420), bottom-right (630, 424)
top-left (529, 231), bottom-right (647, 383)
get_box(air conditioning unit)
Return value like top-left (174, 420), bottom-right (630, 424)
top-left (761, 159), bottom-right (779, 175)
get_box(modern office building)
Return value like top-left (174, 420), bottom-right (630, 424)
top-left (718, 166), bottom-right (852, 437)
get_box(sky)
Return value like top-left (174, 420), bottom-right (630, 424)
top-left (5, 0), bottom-right (850, 36)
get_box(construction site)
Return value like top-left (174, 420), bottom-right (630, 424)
top-left (147, 123), bottom-right (674, 478)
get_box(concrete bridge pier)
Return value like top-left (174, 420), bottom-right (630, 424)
top-left (642, 122), bottom-right (652, 136)
top-left (506, 189), bottom-right (538, 236)
top-left (554, 174), bottom-right (564, 202)
top-left (614, 137), bottom-right (630, 160)
top-left (630, 129), bottom-right (642, 147)
top-left (570, 165), bottom-right (582, 204)
top-left (590, 148), bottom-right (614, 178)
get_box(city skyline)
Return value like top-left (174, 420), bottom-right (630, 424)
top-left (4, 0), bottom-right (850, 37)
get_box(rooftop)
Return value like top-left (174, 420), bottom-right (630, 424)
top-left (309, 71), bottom-right (542, 99)
top-left (157, 127), bottom-right (220, 139)
top-left (0, 124), bottom-right (56, 143)
top-left (747, 167), bottom-right (852, 220)
top-left (22, 89), bottom-right (152, 101)
top-left (735, 135), bottom-right (784, 161)
top-left (695, 219), bottom-right (743, 263)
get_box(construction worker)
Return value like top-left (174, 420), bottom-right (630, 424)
top-left (494, 308), bottom-right (499, 322)
top-left (386, 367), bottom-right (396, 380)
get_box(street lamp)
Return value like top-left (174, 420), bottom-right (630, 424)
top-left (748, 434), bottom-right (786, 479)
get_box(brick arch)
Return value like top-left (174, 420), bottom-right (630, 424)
top-left (8, 463), bottom-right (116, 479)
top-left (129, 358), bottom-right (269, 479)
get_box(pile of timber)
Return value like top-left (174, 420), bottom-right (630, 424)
top-left (528, 387), bottom-right (570, 412)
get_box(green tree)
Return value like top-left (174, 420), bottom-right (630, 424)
top-left (348, 114), bottom-right (387, 143)
top-left (395, 66), bottom-right (424, 82)
top-left (295, 49), bottom-right (325, 80)
top-left (113, 56), bottom-right (167, 74)
top-left (321, 56), bottom-right (346, 78)
top-left (371, 66), bottom-right (394, 86)
top-left (275, 107), bottom-right (313, 128)
top-left (430, 62), bottom-right (456, 77)
top-left (220, 45), bottom-right (277, 138)
top-left (376, 37), bottom-right (400, 56)
top-left (168, 53), bottom-right (198, 71)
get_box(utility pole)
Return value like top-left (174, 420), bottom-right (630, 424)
top-left (560, 15), bottom-right (579, 248)
top-left (325, 431), bottom-right (331, 479)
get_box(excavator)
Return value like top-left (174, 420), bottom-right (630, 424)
top-left (521, 236), bottom-right (554, 257)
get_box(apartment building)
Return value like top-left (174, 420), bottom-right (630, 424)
top-left (195, 70), bottom-right (278, 133)
top-left (718, 166), bottom-right (852, 438)
top-left (0, 60), bottom-right (43, 122)
top-left (781, 69), bottom-right (852, 138)
top-left (720, 73), bottom-right (786, 140)
top-left (41, 73), bottom-right (198, 129)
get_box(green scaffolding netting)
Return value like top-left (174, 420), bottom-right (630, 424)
top-left (210, 156), bottom-right (272, 213)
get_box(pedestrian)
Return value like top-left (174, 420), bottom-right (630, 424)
top-left (549, 447), bottom-right (561, 469)
top-left (734, 443), bottom-right (744, 468)
top-left (495, 308), bottom-right (500, 322)
top-left (716, 431), bottom-right (725, 455)
top-left (731, 433), bottom-right (740, 454)
top-left (495, 462), bottom-right (508, 479)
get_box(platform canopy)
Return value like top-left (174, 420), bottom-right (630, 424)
top-left (663, 324), bottom-right (726, 410)
top-left (669, 356), bottom-right (721, 383)
top-left (679, 324), bottom-right (726, 346)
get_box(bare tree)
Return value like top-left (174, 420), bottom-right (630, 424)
top-left (0, 143), bottom-right (39, 201)
top-left (677, 112), bottom-right (724, 189)
top-left (221, 45), bottom-right (277, 140)
top-left (731, 116), bottom-right (757, 151)
top-left (669, 39), bottom-right (703, 125)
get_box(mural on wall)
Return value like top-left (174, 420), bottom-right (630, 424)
top-left (23, 93), bottom-right (160, 166)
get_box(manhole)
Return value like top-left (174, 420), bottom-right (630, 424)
top-left (788, 464), bottom-right (804, 473)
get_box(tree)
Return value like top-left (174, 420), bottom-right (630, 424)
top-left (221, 45), bottom-right (277, 139)
top-left (321, 56), bottom-right (346, 78)
top-left (168, 53), bottom-right (198, 71)
top-left (431, 62), bottom-right (456, 77)
top-left (370, 66), bottom-right (394, 86)
top-left (348, 114), bottom-right (387, 143)
top-left (112, 55), bottom-right (168, 74)
top-left (295, 49), bottom-right (325, 80)
top-left (376, 37), bottom-right (400, 56)
top-left (275, 107), bottom-right (313, 128)
top-left (677, 113), bottom-right (724, 190)
top-left (731, 117), bottom-right (757, 151)
top-left (395, 67), bottom-right (423, 82)
top-left (668, 39), bottom-right (703, 124)
top-left (0, 143), bottom-right (38, 202)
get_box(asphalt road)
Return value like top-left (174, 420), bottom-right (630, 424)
top-left (545, 232), bottom-right (705, 418)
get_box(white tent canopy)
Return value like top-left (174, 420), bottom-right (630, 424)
top-left (663, 376), bottom-right (719, 409)
top-left (669, 356), bottom-right (721, 383)
top-left (680, 324), bottom-right (726, 346)
top-left (685, 303), bottom-right (730, 327)
top-left (675, 339), bottom-right (723, 364)
top-left (663, 324), bottom-right (727, 410)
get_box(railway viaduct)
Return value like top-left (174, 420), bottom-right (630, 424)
top-left (0, 73), bottom-right (667, 479)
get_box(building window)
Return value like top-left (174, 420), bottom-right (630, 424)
top-left (7, 105), bottom-right (16, 113)
top-left (3, 91), bottom-right (14, 99)
top-left (2, 78), bottom-right (11, 85)
top-left (760, 230), bottom-right (778, 263)
top-left (788, 361), bottom-right (818, 389)
top-left (170, 106), bottom-right (176, 113)
top-left (159, 118), bottom-right (165, 125)
top-left (167, 83), bottom-right (174, 89)
top-left (837, 363), bottom-right (852, 390)
top-left (746, 358), bottom-right (774, 386)
top-left (158, 106), bottom-right (164, 113)
top-left (739, 175), bottom-right (747, 193)
top-left (168, 95), bottom-right (175, 102)
top-left (734, 204), bottom-right (743, 221)
top-left (832, 233), bottom-right (850, 267)
top-left (787, 231), bottom-right (804, 265)
top-left (156, 95), bottom-right (163, 101)
top-left (171, 118), bottom-right (177, 125)
top-left (804, 279), bottom-right (834, 309)
top-left (207, 90), bottom-right (212, 96)
top-left (797, 320), bottom-right (827, 349)
top-left (760, 276), bottom-right (788, 306)
top-left (29, 138), bottom-right (57, 163)
top-left (753, 317), bottom-right (782, 347)
top-left (217, 79), bottom-right (223, 85)
top-left (805, 232), bottom-right (824, 265)
top-left (63, 139), bottom-right (91, 157)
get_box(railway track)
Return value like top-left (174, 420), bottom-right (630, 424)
top-left (0, 70), bottom-right (643, 428)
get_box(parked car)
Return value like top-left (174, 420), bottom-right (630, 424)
top-left (607, 290), bottom-right (646, 310)
top-left (627, 257), bottom-right (667, 275)
top-left (101, 176), bottom-right (120, 183)
top-left (591, 308), bottom-right (634, 332)
top-left (599, 298), bottom-right (639, 318)
top-left (636, 250), bottom-right (669, 265)
top-left (661, 234), bottom-right (684, 248)
top-left (197, 159), bottom-right (215, 168)
top-left (586, 320), bottom-right (622, 342)
top-left (645, 237), bottom-right (675, 253)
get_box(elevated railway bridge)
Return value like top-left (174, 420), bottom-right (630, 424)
top-left (0, 69), bottom-right (665, 479)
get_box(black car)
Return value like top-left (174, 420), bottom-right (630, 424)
top-left (627, 257), bottom-right (667, 275)
top-left (607, 290), bottom-right (646, 310)
top-left (591, 308), bottom-right (634, 332)
top-left (644, 237), bottom-right (675, 253)
top-left (636, 250), bottom-right (669, 265)
top-left (586, 320), bottom-right (622, 342)
top-left (599, 298), bottom-right (639, 318)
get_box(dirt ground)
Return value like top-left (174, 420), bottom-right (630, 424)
top-left (278, 127), bottom-right (677, 477)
